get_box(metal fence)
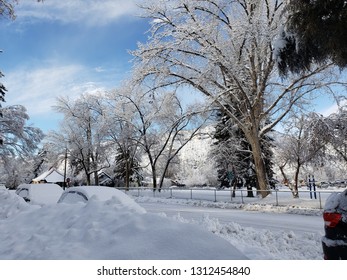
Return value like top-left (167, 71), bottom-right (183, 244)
top-left (121, 187), bottom-right (344, 210)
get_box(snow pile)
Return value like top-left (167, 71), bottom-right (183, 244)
top-left (58, 186), bottom-right (147, 214)
top-left (134, 195), bottom-right (325, 259)
top-left (0, 188), bottom-right (328, 260)
top-left (170, 213), bottom-right (322, 260)
top-left (0, 190), bottom-right (39, 219)
top-left (0, 189), bottom-right (246, 260)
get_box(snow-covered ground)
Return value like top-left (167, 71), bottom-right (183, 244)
top-left (0, 189), bottom-right (245, 260)
top-left (2, 187), bottom-right (345, 280)
top-left (137, 197), bottom-right (324, 260)
top-left (0, 187), bottom-right (335, 260)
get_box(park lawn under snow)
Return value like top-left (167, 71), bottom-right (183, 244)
top-left (0, 188), bottom-right (326, 260)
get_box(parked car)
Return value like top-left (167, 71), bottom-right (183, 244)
top-left (57, 186), bottom-right (146, 213)
top-left (322, 189), bottom-right (347, 259)
top-left (15, 183), bottom-right (63, 206)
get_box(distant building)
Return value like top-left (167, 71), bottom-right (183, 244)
top-left (32, 168), bottom-right (65, 185)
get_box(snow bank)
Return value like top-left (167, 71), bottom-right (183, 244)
top-left (0, 189), bottom-right (39, 219)
top-left (170, 213), bottom-right (323, 260)
top-left (0, 189), bottom-right (246, 260)
top-left (134, 195), bottom-right (325, 259)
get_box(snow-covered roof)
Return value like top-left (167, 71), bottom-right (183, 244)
top-left (32, 168), bottom-right (64, 183)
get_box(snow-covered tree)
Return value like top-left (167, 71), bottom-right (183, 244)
top-left (0, 0), bottom-right (16, 145)
top-left (0, 0), bottom-right (16, 20)
top-left (0, 157), bottom-right (30, 188)
top-left (211, 108), bottom-right (275, 197)
top-left (278, 0), bottom-right (347, 75)
top-left (274, 112), bottom-right (330, 197)
top-left (49, 94), bottom-right (112, 186)
top-left (108, 85), bottom-right (211, 191)
top-left (132, 0), bottom-right (341, 197)
top-left (0, 105), bottom-right (44, 187)
top-left (0, 0), bottom-right (43, 18)
top-left (211, 111), bottom-right (241, 186)
top-left (0, 54), bottom-right (6, 120)
top-left (325, 104), bottom-right (347, 164)
top-left (0, 105), bottom-right (43, 157)
top-left (102, 90), bottom-right (143, 190)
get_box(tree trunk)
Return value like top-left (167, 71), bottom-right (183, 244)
top-left (125, 158), bottom-right (130, 191)
top-left (232, 180), bottom-right (236, 197)
top-left (292, 164), bottom-right (301, 198)
top-left (86, 173), bottom-right (91, 185)
top-left (158, 156), bottom-right (174, 191)
top-left (248, 134), bottom-right (270, 198)
top-left (279, 162), bottom-right (289, 186)
top-left (147, 153), bottom-right (157, 191)
top-left (94, 171), bottom-right (99, 186)
top-left (152, 169), bottom-right (157, 191)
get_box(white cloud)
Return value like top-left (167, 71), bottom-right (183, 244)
top-left (320, 99), bottom-right (347, 116)
top-left (4, 63), bottom-right (105, 116)
top-left (95, 66), bottom-right (106, 73)
top-left (16, 0), bottom-right (140, 26)
top-left (3, 63), bottom-right (113, 131)
top-left (320, 103), bottom-right (339, 117)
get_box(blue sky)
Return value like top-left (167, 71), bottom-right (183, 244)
top-left (1, 0), bottom-right (150, 132)
top-left (0, 0), bottom-right (341, 134)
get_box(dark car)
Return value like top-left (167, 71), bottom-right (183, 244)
top-left (322, 189), bottom-right (347, 259)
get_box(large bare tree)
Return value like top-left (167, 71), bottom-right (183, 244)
top-left (49, 94), bottom-right (112, 186)
top-left (132, 0), bottom-right (343, 197)
top-left (107, 85), bottom-right (211, 191)
top-left (274, 113), bottom-right (330, 197)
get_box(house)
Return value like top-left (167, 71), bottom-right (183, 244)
top-left (32, 168), bottom-right (65, 185)
top-left (98, 171), bottom-right (114, 187)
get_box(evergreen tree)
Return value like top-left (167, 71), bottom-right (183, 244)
top-left (114, 147), bottom-right (142, 189)
top-left (278, 0), bottom-right (347, 75)
top-left (212, 109), bottom-right (275, 195)
top-left (212, 110), bottom-right (234, 187)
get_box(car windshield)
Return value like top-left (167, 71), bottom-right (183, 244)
top-left (58, 191), bottom-right (88, 203)
top-left (16, 189), bottom-right (29, 199)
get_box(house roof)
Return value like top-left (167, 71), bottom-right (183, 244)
top-left (32, 168), bottom-right (65, 183)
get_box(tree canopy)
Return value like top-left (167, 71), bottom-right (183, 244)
top-left (0, 105), bottom-right (43, 161)
top-left (277, 0), bottom-right (347, 75)
top-left (132, 0), bottom-right (341, 197)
